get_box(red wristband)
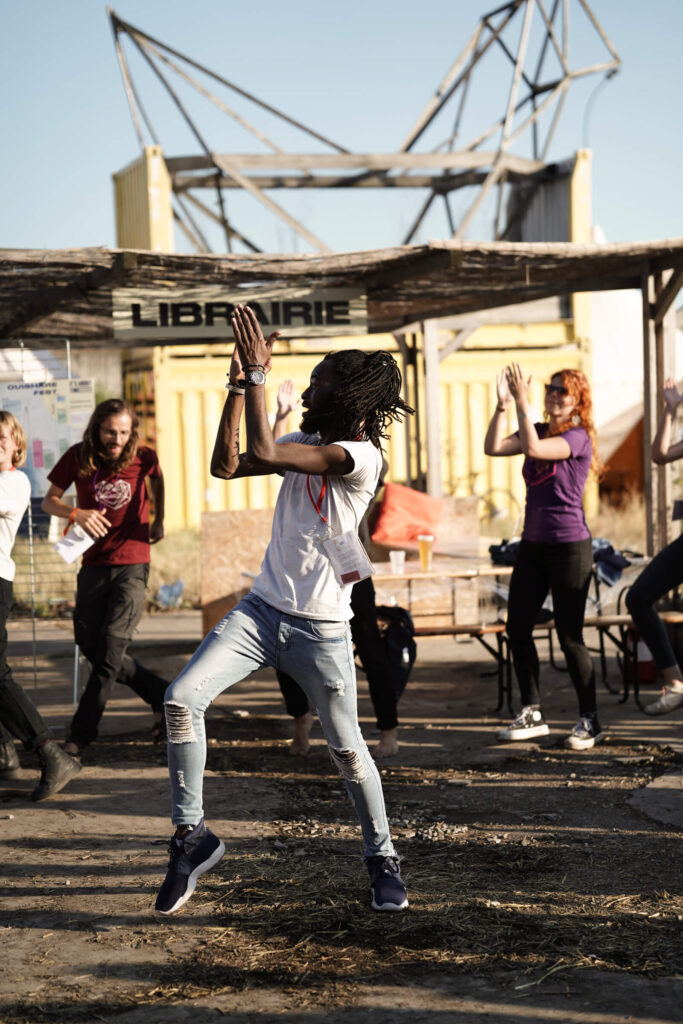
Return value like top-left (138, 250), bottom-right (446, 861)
top-left (62, 508), bottom-right (79, 537)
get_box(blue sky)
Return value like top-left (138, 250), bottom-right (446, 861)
top-left (1, 0), bottom-right (681, 254)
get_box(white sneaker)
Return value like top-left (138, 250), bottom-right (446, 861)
top-left (643, 685), bottom-right (683, 716)
top-left (564, 715), bottom-right (604, 750)
top-left (497, 705), bottom-right (549, 741)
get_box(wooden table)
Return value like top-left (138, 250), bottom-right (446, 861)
top-left (371, 557), bottom-right (512, 628)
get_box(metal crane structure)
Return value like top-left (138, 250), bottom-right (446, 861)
top-left (109, 0), bottom-right (620, 256)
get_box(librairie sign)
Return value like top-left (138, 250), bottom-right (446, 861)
top-left (113, 286), bottom-right (367, 340)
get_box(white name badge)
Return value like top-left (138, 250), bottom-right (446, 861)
top-left (54, 523), bottom-right (96, 564)
top-left (321, 530), bottom-right (375, 585)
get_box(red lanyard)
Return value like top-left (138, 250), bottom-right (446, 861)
top-left (306, 475), bottom-right (328, 524)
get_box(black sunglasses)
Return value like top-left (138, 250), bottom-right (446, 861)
top-left (545, 383), bottom-right (568, 396)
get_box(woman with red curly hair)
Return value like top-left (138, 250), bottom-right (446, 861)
top-left (484, 364), bottom-right (602, 749)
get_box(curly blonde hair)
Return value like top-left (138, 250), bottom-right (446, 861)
top-left (546, 369), bottom-right (603, 477)
top-left (0, 411), bottom-right (27, 467)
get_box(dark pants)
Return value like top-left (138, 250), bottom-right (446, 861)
top-left (70, 564), bottom-right (168, 748)
top-left (626, 534), bottom-right (683, 671)
top-left (0, 578), bottom-right (51, 751)
top-left (277, 576), bottom-right (399, 731)
top-left (506, 538), bottom-right (597, 715)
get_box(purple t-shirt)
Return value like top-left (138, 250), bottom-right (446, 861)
top-left (521, 424), bottom-right (591, 543)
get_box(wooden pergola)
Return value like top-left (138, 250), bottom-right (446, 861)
top-left (1, 237), bottom-right (682, 553)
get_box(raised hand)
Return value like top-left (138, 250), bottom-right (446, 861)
top-left (663, 377), bottom-right (682, 413)
top-left (231, 305), bottom-right (279, 373)
top-left (496, 368), bottom-right (512, 408)
top-left (276, 379), bottom-right (301, 419)
top-left (505, 362), bottom-right (532, 403)
top-left (229, 340), bottom-right (244, 383)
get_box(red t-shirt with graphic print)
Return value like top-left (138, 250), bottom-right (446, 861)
top-left (47, 444), bottom-right (161, 566)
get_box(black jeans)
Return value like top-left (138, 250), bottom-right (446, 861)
top-left (626, 533), bottom-right (683, 670)
top-left (506, 538), bottom-right (597, 715)
top-left (0, 578), bottom-right (51, 750)
top-left (277, 576), bottom-right (399, 731)
top-left (70, 564), bottom-right (168, 747)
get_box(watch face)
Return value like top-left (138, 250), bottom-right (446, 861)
top-left (245, 368), bottom-right (266, 386)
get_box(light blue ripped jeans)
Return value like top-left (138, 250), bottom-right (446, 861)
top-left (164, 592), bottom-right (396, 859)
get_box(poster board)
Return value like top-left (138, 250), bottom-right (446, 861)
top-left (0, 379), bottom-right (94, 495)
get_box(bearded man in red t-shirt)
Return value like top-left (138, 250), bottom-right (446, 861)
top-left (42, 399), bottom-right (168, 756)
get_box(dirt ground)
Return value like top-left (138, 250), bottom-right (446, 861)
top-left (1, 625), bottom-right (682, 1024)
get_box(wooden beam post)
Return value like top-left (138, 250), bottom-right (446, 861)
top-left (653, 270), bottom-right (677, 550)
top-left (422, 319), bottom-right (443, 498)
top-left (641, 268), bottom-right (656, 556)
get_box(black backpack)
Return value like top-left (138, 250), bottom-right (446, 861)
top-left (376, 605), bottom-right (417, 699)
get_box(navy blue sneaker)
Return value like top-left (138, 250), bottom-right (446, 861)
top-left (154, 819), bottom-right (225, 916)
top-left (366, 855), bottom-right (408, 911)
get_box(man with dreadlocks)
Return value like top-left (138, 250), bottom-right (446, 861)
top-left (155, 304), bottom-right (413, 917)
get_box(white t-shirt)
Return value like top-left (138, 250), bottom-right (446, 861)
top-left (0, 469), bottom-right (31, 582)
top-left (250, 434), bottom-right (381, 621)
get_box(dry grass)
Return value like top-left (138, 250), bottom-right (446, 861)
top-left (589, 493), bottom-right (647, 554)
top-left (148, 527), bottom-right (200, 608)
top-left (92, 714), bottom-right (683, 1011)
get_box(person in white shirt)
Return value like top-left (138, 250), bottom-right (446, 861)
top-left (0, 412), bottom-right (81, 800)
top-left (155, 305), bottom-right (413, 917)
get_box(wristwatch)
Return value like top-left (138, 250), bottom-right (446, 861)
top-left (244, 367), bottom-right (266, 387)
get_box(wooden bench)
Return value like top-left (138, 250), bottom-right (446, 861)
top-left (414, 622), bottom-right (511, 711)
top-left (534, 609), bottom-right (683, 708)
top-left (414, 609), bottom-right (683, 711)
top-left (532, 614), bottom-right (634, 700)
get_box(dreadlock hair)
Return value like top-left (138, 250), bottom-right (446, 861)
top-left (545, 368), bottom-right (604, 478)
top-left (78, 398), bottom-right (140, 477)
top-left (0, 411), bottom-right (27, 468)
top-left (322, 349), bottom-right (413, 449)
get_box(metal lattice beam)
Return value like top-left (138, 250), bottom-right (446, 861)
top-left (109, 1), bottom-right (621, 253)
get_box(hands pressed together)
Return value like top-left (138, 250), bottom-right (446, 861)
top-left (230, 305), bottom-right (280, 381)
top-left (496, 362), bottom-right (532, 408)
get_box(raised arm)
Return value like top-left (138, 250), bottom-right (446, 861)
top-left (506, 363), bottom-right (571, 462)
top-left (652, 378), bottom-right (683, 465)
top-left (211, 340), bottom-right (248, 479)
top-left (273, 379), bottom-right (300, 441)
top-left (484, 368), bottom-right (523, 456)
top-left (232, 305), bottom-right (354, 477)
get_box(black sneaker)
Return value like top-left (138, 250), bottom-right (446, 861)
top-left (564, 715), bottom-right (604, 750)
top-left (366, 855), bottom-right (408, 911)
top-left (154, 819), bottom-right (225, 916)
top-left (497, 705), bottom-right (549, 741)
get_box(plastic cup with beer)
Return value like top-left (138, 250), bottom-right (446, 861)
top-left (418, 533), bottom-right (434, 572)
top-left (389, 549), bottom-right (406, 574)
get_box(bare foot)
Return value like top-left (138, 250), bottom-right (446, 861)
top-left (290, 712), bottom-right (314, 755)
top-left (373, 728), bottom-right (399, 759)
